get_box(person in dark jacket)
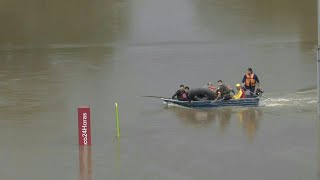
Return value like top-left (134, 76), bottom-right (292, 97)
top-left (181, 86), bottom-right (189, 101)
top-left (172, 85), bottom-right (185, 99)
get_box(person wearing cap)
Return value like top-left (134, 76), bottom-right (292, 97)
top-left (241, 67), bottom-right (260, 95)
top-left (172, 84), bottom-right (185, 100)
top-left (233, 84), bottom-right (246, 99)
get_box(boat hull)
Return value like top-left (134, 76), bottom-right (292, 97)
top-left (162, 97), bottom-right (260, 108)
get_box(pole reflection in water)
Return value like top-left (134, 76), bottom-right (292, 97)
top-left (79, 146), bottom-right (92, 180)
top-left (317, 115), bottom-right (320, 177)
top-left (115, 140), bottom-right (121, 178)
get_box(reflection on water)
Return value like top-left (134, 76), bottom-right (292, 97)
top-left (115, 140), bottom-right (121, 179)
top-left (168, 107), bottom-right (218, 126)
top-left (318, 116), bottom-right (320, 178)
top-left (218, 108), bottom-right (232, 132)
top-left (238, 108), bottom-right (262, 142)
top-left (79, 146), bottom-right (92, 180)
top-left (169, 106), bottom-right (262, 141)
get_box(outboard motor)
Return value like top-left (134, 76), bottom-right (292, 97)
top-left (256, 88), bottom-right (264, 96)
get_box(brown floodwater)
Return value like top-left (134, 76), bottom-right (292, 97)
top-left (0, 0), bottom-right (318, 179)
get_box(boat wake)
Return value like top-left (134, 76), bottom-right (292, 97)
top-left (260, 93), bottom-right (316, 108)
top-left (165, 102), bottom-right (193, 109)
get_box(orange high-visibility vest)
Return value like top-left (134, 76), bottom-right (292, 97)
top-left (245, 73), bottom-right (256, 87)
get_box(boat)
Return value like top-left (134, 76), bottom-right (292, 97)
top-left (162, 96), bottom-right (260, 108)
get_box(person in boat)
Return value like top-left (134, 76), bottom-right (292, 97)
top-left (172, 84), bottom-right (185, 100)
top-left (227, 85), bottom-right (236, 95)
top-left (241, 67), bottom-right (260, 96)
top-left (233, 84), bottom-right (246, 99)
top-left (207, 82), bottom-right (216, 92)
top-left (181, 86), bottom-right (190, 101)
top-left (214, 80), bottom-right (234, 101)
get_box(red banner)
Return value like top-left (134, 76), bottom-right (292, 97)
top-left (78, 106), bottom-right (91, 146)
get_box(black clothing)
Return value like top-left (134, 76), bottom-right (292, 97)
top-left (172, 90), bottom-right (183, 99)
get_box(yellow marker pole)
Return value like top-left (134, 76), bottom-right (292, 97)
top-left (115, 103), bottom-right (120, 139)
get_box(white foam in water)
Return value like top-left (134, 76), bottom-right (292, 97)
top-left (166, 102), bottom-right (192, 109)
top-left (264, 94), bottom-right (316, 107)
top-left (265, 103), bottom-right (285, 107)
top-left (270, 98), bottom-right (290, 102)
top-left (307, 100), bottom-right (317, 104)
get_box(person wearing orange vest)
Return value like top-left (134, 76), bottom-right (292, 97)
top-left (233, 84), bottom-right (246, 99)
top-left (241, 68), bottom-right (260, 95)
